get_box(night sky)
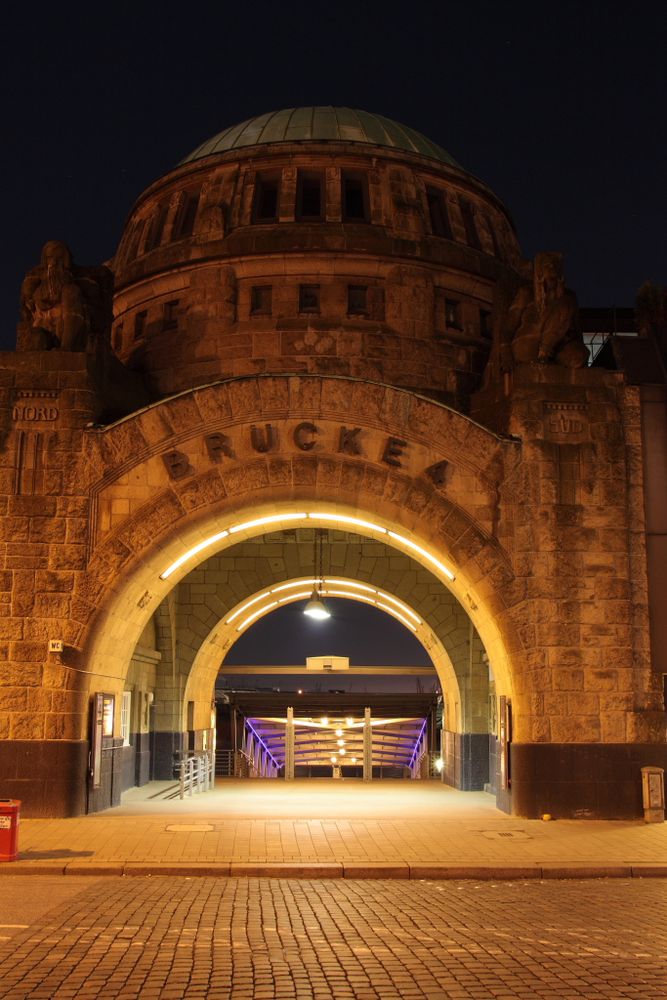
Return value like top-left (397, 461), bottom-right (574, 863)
top-left (220, 598), bottom-right (435, 693)
top-left (2, 0), bottom-right (666, 350)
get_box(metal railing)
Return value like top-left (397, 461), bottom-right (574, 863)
top-left (215, 749), bottom-right (235, 777)
top-left (214, 748), bottom-right (257, 778)
top-left (177, 750), bottom-right (215, 799)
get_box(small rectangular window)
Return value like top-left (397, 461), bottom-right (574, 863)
top-left (347, 285), bottom-right (368, 316)
top-left (113, 323), bottom-right (123, 352)
top-left (162, 300), bottom-right (179, 330)
top-left (342, 172), bottom-right (369, 221)
top-left (299, 284), bottom-right (320, 313)
top-left (253, 174), bottom-right (280, 222)
top-left (134, 310), bottom-right (148, 341)
top-left (479, 309), bottom-right (492, 338)
top-left (297, 171), bottom-right (323, 221)
top-left (251, 286), bottom-right (272, 315)
top-left (121, 691), bottom-right (132, 746)
top-left (445, 298), bottom-right (462, 330)
top-left (459, 198), bottom-right (482, 250)
top-left (426, 188), bottom-right (452, 238)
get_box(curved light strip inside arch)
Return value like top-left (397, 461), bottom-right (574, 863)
top-left (159, 511), bottom-right (455, 582)
top-left (224, 578), bottom-right (423, 634)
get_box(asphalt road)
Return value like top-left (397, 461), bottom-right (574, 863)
top-left (0, 876), bottom-right (665, 998)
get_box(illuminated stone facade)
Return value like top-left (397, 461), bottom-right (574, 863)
top-left (1, 108), bottom-right (665, 819)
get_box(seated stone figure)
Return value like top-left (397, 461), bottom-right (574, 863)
top-left (500, 252), bottom-right (589, 371)
top-left (17, 241), bottom-right (113, 352)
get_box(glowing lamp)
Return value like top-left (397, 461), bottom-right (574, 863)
top-left (303, 590), bottom-right (331, 619)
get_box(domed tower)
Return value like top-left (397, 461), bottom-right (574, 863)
top-left (111, 107), bottom-right (522, 410)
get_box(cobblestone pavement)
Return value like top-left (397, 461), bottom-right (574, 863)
top-left (0, 877), bottom-right (666, 998)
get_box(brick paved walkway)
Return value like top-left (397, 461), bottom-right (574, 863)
top-left (1, 876), bottom-right (666, 998)
top-left (5, 780), bottom-right (667, 879)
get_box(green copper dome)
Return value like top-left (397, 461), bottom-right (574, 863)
top-left (180, 107), bottom-right (462, 168)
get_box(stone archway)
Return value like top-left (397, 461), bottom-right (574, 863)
top-left (76, 376), bottom-right (523, 712)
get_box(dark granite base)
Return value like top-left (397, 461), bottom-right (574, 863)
top-left (134, 732), bottom-right (151, 786)
top-left (151, 730), bottom-right (186, 780)
top-left (119, 744), bottom-right (135, 793)
top-left (0, 740), bottom-right (88, 817)
top-left (442, 731), bottom-right (490, 791)
top-left (511, 743), bottom-right (667, 819)
top-left (87, 738), bottom-right (124, 814)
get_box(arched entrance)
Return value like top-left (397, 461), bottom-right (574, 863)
top-left (5, 375), bottom-right (537, 817)
top-left (73, 375), bottom-right (525, 813)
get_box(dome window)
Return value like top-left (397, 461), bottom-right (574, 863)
top-left (133, 310), bottom-right (148, 341)
top-left (144, 202), bottom-right (169, 253)
top-left (251, 286), bottom-right (272, 316)
top-left (299, 284), bottom-right (320, 314)
top-left (459, 198), bottom-right (482, 251)
top-left (172, 190), bottom-right (200, 240)
top-left (435, 291), bottom-right (462, 335)
top-left (342, 171), bottom-right (369, 222)
top-left (124, 220), bottom-right (145, 264)
top-left (253, 173), bottom-right (280, 223)
top-left (297, 170), bottom-right (324, 221)
top-left (347, 285), bottom-right (368, 317)
top-left (426, 188), bottom-right (453, 239)
top-left (162, 300), bottom-right (180, 331)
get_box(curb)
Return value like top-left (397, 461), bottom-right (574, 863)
top-left (1, 861), bottom-right (667, 880)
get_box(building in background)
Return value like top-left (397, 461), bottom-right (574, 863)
top-left (1, 107), bottom-right (666, 819)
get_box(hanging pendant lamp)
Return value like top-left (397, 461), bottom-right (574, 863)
top-left (304, 528), bottom-right (331, 620)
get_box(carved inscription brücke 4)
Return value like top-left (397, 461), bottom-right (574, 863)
top-left (159, 422), bottom-right (450, 489)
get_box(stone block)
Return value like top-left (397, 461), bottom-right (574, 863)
top-left (541, 865), bottom-right (632, 879)
top-left (0, 688), bottom-right (28, 711)
top-left (409, 864), bottom-right (540, 880)
top-left (29, 518), bottom-right (66, 543)
top-left (343, 863), bottom-right (409, 879)
top-left (550, 715), bottom-right (600, 742)
top-left (600, 712), bottom-right (627, 742)
top-left (0, 619), bottom-right (24, 640)
top-left (552, 668), bottom-right (584, 690)
top-left (230, 863), bottom-right (342, 878)
top-left (586, 669), bottom-right (618, 691)
top-left (49, 544), bottom-right (86, 570)
top-left (35, 570), bottom-right (75, 593)
top-left (10, 712), bottom-right (46, 739)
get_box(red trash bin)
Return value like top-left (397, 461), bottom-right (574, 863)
top-left (0, 799), bottom-right (20, 862)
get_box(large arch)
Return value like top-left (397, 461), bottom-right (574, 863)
top-left (79, 500), bottom-right (516, 723)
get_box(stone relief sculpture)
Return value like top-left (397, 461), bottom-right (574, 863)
top-left (17, 241), bottom-right (113, 352)
top-left (499, 251), bottom-right (589, 371)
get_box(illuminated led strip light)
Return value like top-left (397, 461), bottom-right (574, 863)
top-left (226, 578), bottom-right (421, 631)
top-left (159, 513), bottom-right (306, 579)
top-left (225, 591), bottom-right (271, 624)
top-left (160, 511), bottom-right (455, 583)
top-left (234, 587), bottom-right (418, 633)
top-left (236, 601), bottom-right (278, 630)
top-left (387, 530), bottom-right (455, 581)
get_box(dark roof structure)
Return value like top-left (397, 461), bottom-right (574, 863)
top-left (180, 106), bottom-right (462, 168)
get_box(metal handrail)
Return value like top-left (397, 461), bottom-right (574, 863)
top-left (178, 749), bottom-right (215, 799)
